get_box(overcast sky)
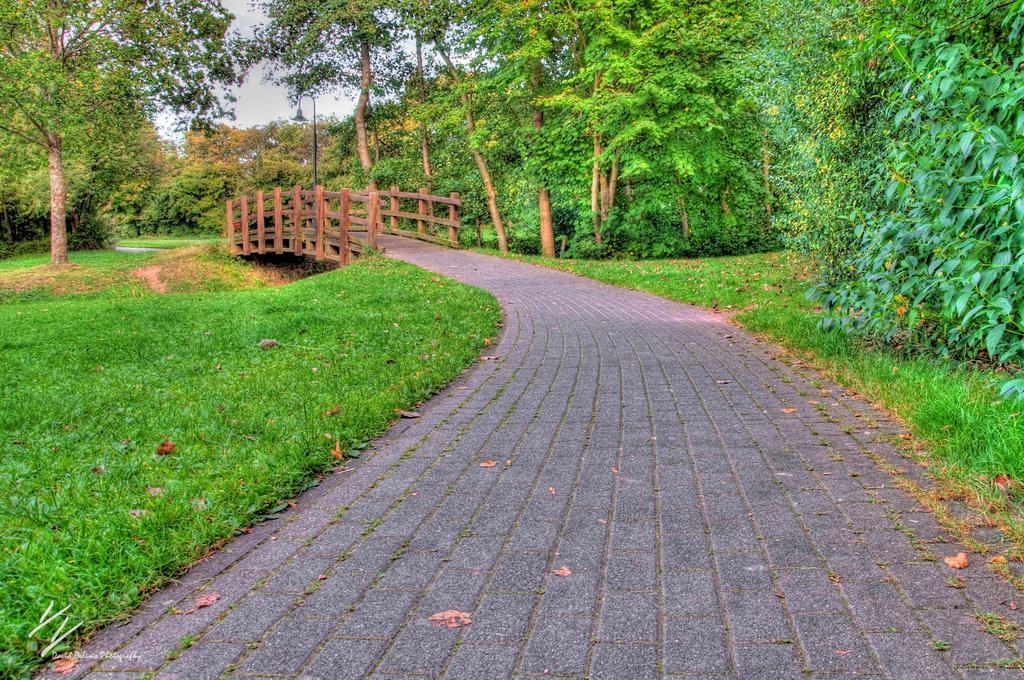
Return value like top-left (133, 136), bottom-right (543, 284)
top-left (219, 0), bottom-right (357, 127)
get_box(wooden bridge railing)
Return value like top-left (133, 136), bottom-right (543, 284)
top-left (226, 185), bottom-right (462, 263)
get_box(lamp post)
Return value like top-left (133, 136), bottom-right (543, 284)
top-left (293, 95), bottom-right (318, 188)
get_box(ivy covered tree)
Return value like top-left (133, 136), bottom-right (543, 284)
top-left (0, 0), bottom-right (236, 264)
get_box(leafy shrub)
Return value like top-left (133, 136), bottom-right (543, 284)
top-left (0, 238), bottom-right (48, 261)
top-left (813, 0), bottom-right (1024, 397)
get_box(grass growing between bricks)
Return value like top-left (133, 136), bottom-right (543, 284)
top-left (493, 250), bottom-right (1024, 547)
top-left (0, 251), bottom-right (499, 676)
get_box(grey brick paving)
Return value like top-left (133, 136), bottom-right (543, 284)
top-left (51, 236), bottom-right (1024, 679)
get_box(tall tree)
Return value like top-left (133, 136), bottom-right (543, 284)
top-left (0, 0), bottom-right (235, 264)
top-left (252, 0), bottom-right (403, 182)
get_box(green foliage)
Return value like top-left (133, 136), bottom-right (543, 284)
top-left (145, 166), bottom-right (232, 235)
top-left (806, 1), bottom-right (1024, 396)
top-left (748, 0), bottom-right (881, 278)
top-left (754, 0), bottom-right (1024, 396)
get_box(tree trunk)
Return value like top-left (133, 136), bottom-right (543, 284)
top-left (678, 198), bottom-right (690, 239)
top-left (720, 184), bottom-right (730, 214)
top-left (762, 131), bottom-right (772, 222)
top-left (436, 45), bottom-right (508, 253)
top-left (354, 41), bottom-right (373, 173)
top-left (606, 153), bottom-right (619, 215)
top-left (372, 127), bottom-right (380, 164)
top-left (416, 39), bottom-right (433, 188)
top-left (2, 199), bottom-right (12, 243)
top-left (532, 74), bottom-right (555, 258)
top-left (538, 186), bottom-right (554, 257)
top-left (591, 134), bottom-right (602, 243)
top-left (48, 133), bottom-right (68, 265)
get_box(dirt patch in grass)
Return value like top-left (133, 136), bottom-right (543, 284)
top-left (133, 265), bottom-right (168, 293)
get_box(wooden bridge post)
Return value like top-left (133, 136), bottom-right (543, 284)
top-left (273, 187), bottom-right (283, 253)
top-left (448, 192), bottom-right (460, 247)
top-left (315, 185), bottom-right (325, 260)
top-left (226, 198), bottom-right (235, 254)
top-left (389, 186), bottom-right (399, 232)
top-left (417, 188), bottom-right (428, 235)
top-left (240, 195), bottom-right (251, 256)
top-left (367, 191), bottom-right (380, 251)
top-left (292, 185), bottom-right (302, 255)
top-left (340, 188), bottom-right (351, 265)
top-left (256, 190), bottom-right (266, 254)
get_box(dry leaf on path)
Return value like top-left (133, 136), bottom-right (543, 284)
top-left (181, 591), bottom-right (220, 614)
top-left (552, 566), bottom-right (572, 577)
top-left (991, 555), bottom-right (1008, 566)
top-left (944, 552), bottom-right (969, 569)
top-left (156, 438), bottom-right (176, 455)
top-left (781, 408), bottom-right (797, 414)
top-left (479, 459), bottom-right (498, 468)
top-left (428, 610), bottom-right (473, 628)
top-left (548, 486), bottom-right (557, 495)
top-left (52, 657), bottom-right (78, 675)
top-left (396, 410), bottom-right (422, 419)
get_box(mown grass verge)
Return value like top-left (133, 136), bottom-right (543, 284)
top-left (116, 235), bottom-right (221, 249)
top-left (493, 249), bottom-right (1024, 550)
top-left (0, 251), bottom-right (499, 676)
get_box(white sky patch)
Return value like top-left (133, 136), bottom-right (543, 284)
top-left (158, 0), bottom-right (357, 138)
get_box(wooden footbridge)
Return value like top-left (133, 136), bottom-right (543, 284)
top-left (226, 186), bottom-right (462, 263)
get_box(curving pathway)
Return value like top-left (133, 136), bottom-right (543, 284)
top-left (55, 237), bottom-right (1024, 679)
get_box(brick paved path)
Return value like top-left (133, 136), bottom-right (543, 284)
top-left (59, 237), bottom-right (1024, 679)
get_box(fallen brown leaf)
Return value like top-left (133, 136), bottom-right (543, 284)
top-left (324, 406), bottom-right (342, 417)
top-left (781, 408), bottom-right (797, 414)
top-left (552, 566), bottom-right (572, 577)
top-left (396, 410), bottom-right (422, 419)
top-left (834, 649), bottom-right (849, 656)
top-left (428, 610), bottom-right (473, 628)
top-left (991, 555), bottom-right (1009, 566)
top-left (156, 438), bottom-right (176, 455)
top-left (331, 439), bottom-right (344, 461)
top-left (483, 337), bottom-right (492, 347)
top-left (994, 474), bottom-right (1012, 492)
top-left (182, 591), bottom-right (220, 614)
top-left (548, 486), bottom-right (557, 495)
top-left (144, 485), bottom-right (163, 496)
top-left (944, 552), bottom-right (969, 569)
top-left (52, 657), bottom-right (78, 675)
top-left (479, 459), bottom-right (498, 468)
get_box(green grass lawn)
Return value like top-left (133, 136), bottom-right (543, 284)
top-left (0, 251), bottom-right (499, 676)
top-left (116, 234), bottom-right (221, 249)
top-left (501, 249), bottom-right (1024, 523)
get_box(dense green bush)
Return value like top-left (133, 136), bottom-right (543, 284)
top-left (818, 2), bottom-right (1024, 396)
top-left (0, 239), bottom-right (48, 261)
top-left (144, 166), bottom-right (232, 234)
top-left (758, 0), bottom-right (1024, 396)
